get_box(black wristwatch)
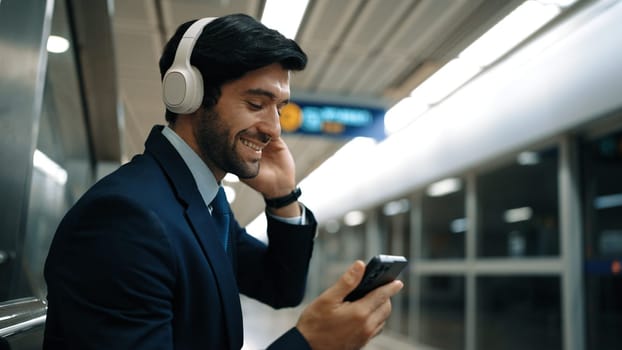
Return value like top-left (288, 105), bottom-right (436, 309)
top-left (264, 187), bottom-right (302, 208)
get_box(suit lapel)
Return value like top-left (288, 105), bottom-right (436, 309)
top-left (144, 126), bottom-right (243, 349)
top-left (185, 204), bottom-right (243, 349)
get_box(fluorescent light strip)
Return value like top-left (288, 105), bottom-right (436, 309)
top-left (261, 0), bottom-right (310, 39)
top-left (300, 137), bottom-right (377, 201)
top-left (594, 193), bottom-right (622, 210)
top-left (504, 206), bottom-right (533, 223)
top-left (343, 210), bottom-right (366, 226)
top-left (426, 178), bottom-right (462, 197)
top-left (517, 151), bottom-right (540, 165)
top-left (538, 0), bottom-right (580, 8)
top-left (382, 199), bottom-right (410, 216)
top-left (383, 97), bottom-right (429, 135)
top-left (386, 0), bottom-right (567, 137)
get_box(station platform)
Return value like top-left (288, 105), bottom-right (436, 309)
top-left (241, 296), bottom-right (430, 350)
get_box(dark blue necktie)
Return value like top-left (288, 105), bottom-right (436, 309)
top-left (210, 187), bottom-right (230, 251)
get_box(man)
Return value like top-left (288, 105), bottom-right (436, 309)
top-left (43, 14), bottom-right (402, 349)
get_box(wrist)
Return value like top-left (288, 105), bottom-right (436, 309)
top-left (264, 187), bottom-right (301, 209)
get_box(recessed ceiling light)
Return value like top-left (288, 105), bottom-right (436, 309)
top-left (47, 35), bottom-right (70, 53)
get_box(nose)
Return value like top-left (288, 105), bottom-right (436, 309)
top-left (261, 105), bottom-right (281, 139)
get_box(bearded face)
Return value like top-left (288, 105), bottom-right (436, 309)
top-left (194, 107), bottom-right (267, 180)
top-left (191, 63), bottom-right (290, 183)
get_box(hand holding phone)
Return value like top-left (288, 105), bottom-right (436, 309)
top-left (344, 254), bottom-right (408, 302)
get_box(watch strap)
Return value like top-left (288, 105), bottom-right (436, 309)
top-left (264, 187), bottom-right (302, 208)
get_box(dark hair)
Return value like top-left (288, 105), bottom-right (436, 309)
top-left (159, 13), bottom-right (308, 123)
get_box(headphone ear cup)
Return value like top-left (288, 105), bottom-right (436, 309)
top-left (162, 67), bottom-right (185, 113)
top-left (162, 17), bottom-right (215, 115)
top-left (162, 64), bottom-right (203, 114)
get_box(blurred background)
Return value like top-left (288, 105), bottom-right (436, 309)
top-left (1, 0), bottom-right (621, 349)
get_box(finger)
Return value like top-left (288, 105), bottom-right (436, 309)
top-left (265, 136), bottom-right (288, 151)
top-left (367, 298), bottom-right (392, 331)
top-left (320, 260), bottom-right (366, 301)
top-left (356, 320), bottom-right (385, 350)
top-left (359, 280), bottom-right (403, 311)
top-left (370, 320), bottom-right (386, 339)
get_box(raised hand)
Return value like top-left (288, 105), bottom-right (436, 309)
top-left (295, 261), bottom-right (404, 350)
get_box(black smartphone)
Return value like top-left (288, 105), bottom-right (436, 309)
top-left (344, 254), bottom-right (408, 302)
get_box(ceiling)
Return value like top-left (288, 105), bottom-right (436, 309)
top-left (110, 0), bottom-right (525, 225)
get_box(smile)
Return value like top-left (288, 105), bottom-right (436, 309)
top-left (240, 138), bottom-right (265, 152)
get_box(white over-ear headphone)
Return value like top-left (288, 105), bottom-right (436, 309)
top-left (162, 17), bottom-right (216, 114)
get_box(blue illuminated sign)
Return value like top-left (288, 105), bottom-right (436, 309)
top-left (280, 101), bottom-right (386, 140)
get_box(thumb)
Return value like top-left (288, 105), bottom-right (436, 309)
top-left (323, 260), bottom-right (366, 301)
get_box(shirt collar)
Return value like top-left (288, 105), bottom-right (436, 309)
top-left (161, 126), bottom-right (219, 207)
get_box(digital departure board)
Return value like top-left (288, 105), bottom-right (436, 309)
top-left (280, 101), bottom-right (386, 141)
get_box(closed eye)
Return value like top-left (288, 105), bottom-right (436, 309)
top-left (247, 101), bottom-right (262, 110)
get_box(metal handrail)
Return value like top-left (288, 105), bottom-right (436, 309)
top-left (0, 297), bottom-right (47, 338)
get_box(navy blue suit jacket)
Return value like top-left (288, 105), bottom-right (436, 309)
top-left (43, 126), bottom-right (316, 349)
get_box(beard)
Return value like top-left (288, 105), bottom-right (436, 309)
top-left (194, 108), bottom-right (261, 179)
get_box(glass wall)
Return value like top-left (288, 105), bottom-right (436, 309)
top-left (418, 275), bottom-right (465, 350)
top-left (339, 224), bottom-right (367, 263)
top-left (308, 116), bottom-right (622, 350)
top-left (476, 276), bottom-right (561, 350)
top-left (379, 199), bottom-right (411, 335)
top-left (476, 148), bottom-right (559, 258)
top-left (314, 211), bottom-right (370, 294)
top-left (581, 127), bottom-right (622, 350)
top-left (312, 139), bottom-right (573, 349)
top-left (314, 224), bottom-right (345, 293)
top-left (421, 178), bottom-right (466, 259)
